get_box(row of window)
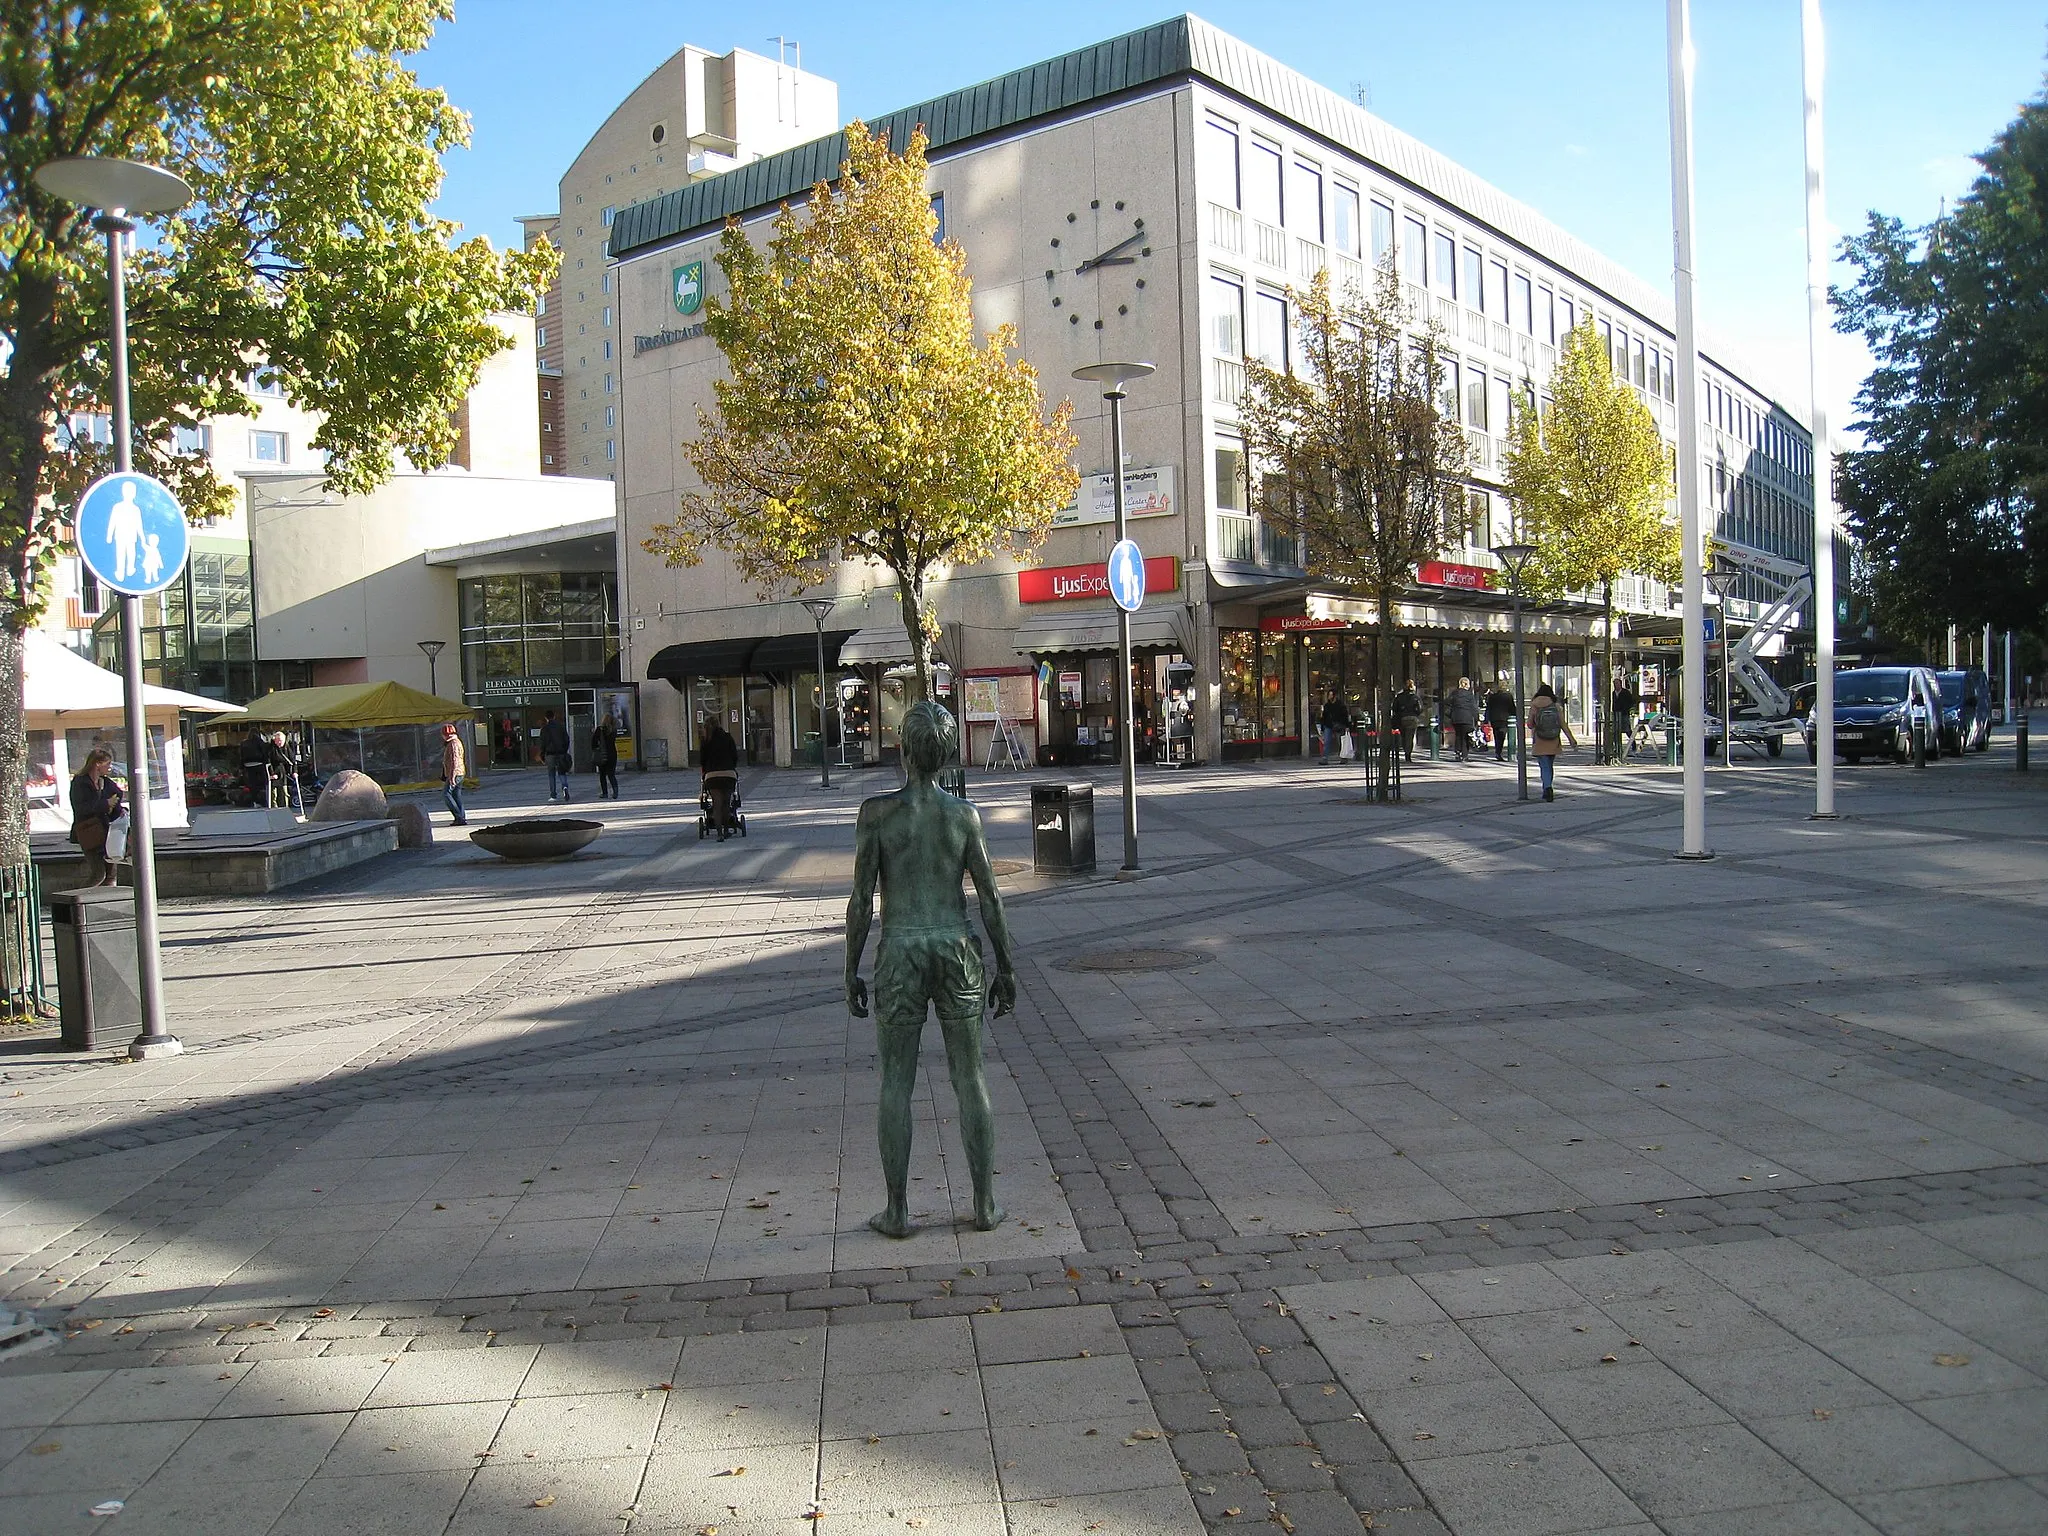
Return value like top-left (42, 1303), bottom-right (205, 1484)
top-left (66, 413), bottom-right (288, 465)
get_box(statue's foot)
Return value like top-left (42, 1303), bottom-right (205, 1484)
top-left (972, 1201), bottom-right (1006, 1232)
top-left (868, 1209), bottom-right (916, 1239)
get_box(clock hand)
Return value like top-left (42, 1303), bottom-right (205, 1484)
top-left (1076, 228), bottom-right (1147, 274)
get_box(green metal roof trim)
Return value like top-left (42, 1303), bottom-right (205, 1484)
top-left (608, 18), bottom-right (1196, 261)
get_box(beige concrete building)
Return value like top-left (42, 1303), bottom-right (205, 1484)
top-left (522, 41), bottom-right (837, 481)
top-left (605, 17), bottom-right (1814, 772)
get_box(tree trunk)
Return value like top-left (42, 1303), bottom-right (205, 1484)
top-left (0, 624), bottom-right (23, 870)
top-left (1378, 583), bottom-right (1400, 801)
top-left (1601, 578), bottom-right (1616, 765)
top-left (894, 567), bottom-right (931, 705)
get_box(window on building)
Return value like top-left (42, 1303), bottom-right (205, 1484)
top-left (541, 388), bottom-right (552, 400)
top-left (248, 369), bottom-right (284, 399)
top-left (1252, 289), bottom-right (1289, 370)
top-left (1631, 336), bottom-right (1647, 389)
top-left (602, 339), bottom-right (613, 360)
top-left (1513, 273), bottom-right (1533, 334)
top-left (1539, 285), bottom-right (1555, 344)
top-left (1464, 247), bottom-right (1485, 310)
top-left (536, 294), bottom-right (546, 315)
top-left (1490, 374), bottom-right (1512, 439)
top-left (1245, 139), bottom-right (1283, 226)
top-left (1332, 183), bottom-right (1361, 257)
top-left (1598, 319), bottom-right (1613, 371)
top-left (1214, 440), bottom-right (1247, 510)
top-left (1209, 274), bottom-right (1245, 356)
top-left (1289, 160), bottom-right (1323, 241)
top-left (602, 306), bottom-right (612, 327)
top-left (605, 439), bottom-right (616, 461)
top-left (1202, 116), bottom-right (1241, 207)
top-left (930, 192), bottom-right (946, 242)
top-left (172, 423), bottom-right (210, 456)
top-left (1370, 199), bottom-right (1394, 267)
top-left (1560, 294), bottom-right (1576, 334)
top-left (604, 405), bottom-right (615, 428)
top-left (1439, 357), bottom-right (1460, 420)
top-left (601, 272), bottom-right (611, 294)
top-left (1433, 231), bottom-right (1457, 296)
top-left (1647, 347), bottom-right (1661, 397)
top-left (1613, 329), bottom-right (1629, 379)
top-left (543, 422), bottom-right (552, 434)
top-left (1465, 367), bottom-right (1487, 430)
top-left (603, 373), bottom-right (614, 394)
top-left (1400, 215), bottom-right (1427, 285)
top-left (536, 326), bottom-right (547, 348)
top-left (249, 430), bottom-right (287, 463)
top-left (601, 206), bottom-right (615, 226)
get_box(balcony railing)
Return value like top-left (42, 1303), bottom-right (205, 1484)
top-left (1296, 238), bottom-right (1327, 281)
top-left (1210, 203), bottom-right (1243, 254)
top-left (1492, 321), bottom-right (1513, 355)
top-left (1259, 520), bottom-right (1303, 568)
top-left (1538, 343), bottom-right (1556, 375)
top-left (1435, 297), bottom-right (1459, 333)
top-left (1212, 356), bottom-right (1246, 406)
top-left (1465, 310), bottom-right (1488, 345)
top-left (1332, 253), bottom-right (1366, 298)
top-left (1216, 513), bottom-right (1256, 562)
top-left (1405, 283), bottom-right (1430, 323)
top-left (1254, 220), bottom-right (1288, 269)
top-left (1465, 429), bottom-right (1492, 471)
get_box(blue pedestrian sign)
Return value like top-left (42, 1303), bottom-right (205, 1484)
top-left (1106, 538), bottom-right (1146, 613)
top-left (76, 473), bottom-right (188, 597)
top-left (1702, 616), bottom-right (1717, 643)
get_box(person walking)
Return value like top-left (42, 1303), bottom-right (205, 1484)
top-left (440, 724), bottom-right (468, 825)
top-left (1445, 677), bottom-right (1481, 762)
top-left (239, 729), bottom-right (269, 807)
top-left (1613, 678), bottom-right (1640, 758)
top-left (539, 709), bottom-right (572, 803)
top-left (1529, 683), bottom-right (1578, 800)
top-left (265, 731), bottom-right (297, 810)
top-left (1393, 682), bottom-right (1423, 762)
top-left (1484, 676), bottom-right (1517, 762)
top-left (591, 717), bottom-right (620, 800)
top-left (700, 719), bottom-right (740, 839)
top-left (68, 748), bottom-right (124, 888)
top-left (1317, 691), bottom-right (1349, 763)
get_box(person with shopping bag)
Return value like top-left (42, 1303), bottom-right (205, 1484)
top-left (67, 748), bottom-right (124, 887)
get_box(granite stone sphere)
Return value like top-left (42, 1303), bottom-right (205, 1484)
top-left (309, 769), bottom-right (387, 822)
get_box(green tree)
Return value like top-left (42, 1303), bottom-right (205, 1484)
top-left (646, 121), bottom-right (1077, 702)
top-left (1502, 317), bottom-right (1676, 761)
top-left (1238, 264), bottom-right (1467, 795)
top-left (1833, 75), bottom-right (2048, 648)
top-left (1, 1), bottom-right (554, 879)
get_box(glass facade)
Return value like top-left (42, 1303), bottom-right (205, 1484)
top-left (89, 542), bottom-right (298, 703)
top-left (460, 572), bottom-right (620, 768)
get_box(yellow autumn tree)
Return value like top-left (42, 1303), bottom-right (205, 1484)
top-left (645, 121), bottom-right (1078, 701)
top-left (1502, 317), bottom-right (1677, 761)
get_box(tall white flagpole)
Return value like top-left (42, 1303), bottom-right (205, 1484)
top-left (1803, 0), bottom-right (1839, 817)
top-left (1669, 0), bottom-right (1711, 858)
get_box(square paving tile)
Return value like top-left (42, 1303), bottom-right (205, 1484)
top-left (1750, 1403), bottom-right (2003, 1495)
top-left (1405, 1442), bottom-right (1646, 1536)
top-left (1579, 1422), bottom-right (1823, 1519)
top-left (990, 1419), bottom-right (1183, 1501)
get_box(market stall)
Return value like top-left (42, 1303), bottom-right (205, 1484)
top-left (237, 681), bottom-right (481, 792)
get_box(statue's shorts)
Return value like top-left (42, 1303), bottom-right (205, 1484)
top-left (874, 930), bottom-right (986, 1029)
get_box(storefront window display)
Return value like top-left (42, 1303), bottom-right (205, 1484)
top-left (460, 572), bottom-right (619, 769)
top-left (1219, 630), bottom-right (1301, 760)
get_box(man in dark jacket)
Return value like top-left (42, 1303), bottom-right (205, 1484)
top-left (240, 730), bottom-right (270, 806)
top-left (539, 710), bottom-right (572, 802)
top-left (1316, 692), bottom-right (1349, 763)
top-left (700, 719), bottom-right (741, 839)
top-left (1613, 679), bottom-right (1640, 758)
top-left (1484, 678), bottom-right (1517, 761)
top-left (1392, 683), bottom-right (1423, 762)
top-left (591, 719), bottom-right (619, 800)
top-left (1444, 677), bottom-right (1481, 762)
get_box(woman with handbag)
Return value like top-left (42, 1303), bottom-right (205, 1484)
top-left (68, 748), bottom-right (124, 887)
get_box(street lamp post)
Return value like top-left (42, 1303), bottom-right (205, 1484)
top-left (1492, 542), bottom-right (1539, 802)
top-left (417, 639), bottom-right (446, 697)
top-left (1072, 361), bottom-right (1155, 879)
top-left (1705, 564), bottom-right (1742, 769)
top-left (801, 598), bottom-right (836, 790)
top-left (33, 156), bottom-right (192, 1060)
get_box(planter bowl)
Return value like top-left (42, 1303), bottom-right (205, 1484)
top-left (470, 818), bottom-right (603, 861)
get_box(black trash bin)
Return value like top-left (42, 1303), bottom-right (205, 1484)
top-left (49, 887), bottom-right (141, 1051)
top-left (1031, 782), bottom-right (1096, 874)
top-left (937, 764), bottom-right (968, 800)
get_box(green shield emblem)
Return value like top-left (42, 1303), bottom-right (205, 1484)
top-left (672, 261), bottom-right (703, 316)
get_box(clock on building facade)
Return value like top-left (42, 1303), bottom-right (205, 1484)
top-left (1043, 199), bottom-right (1154, 333)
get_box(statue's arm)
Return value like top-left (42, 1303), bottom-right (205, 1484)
top-left (845, 803), bottom-right (880, 1016)
top-left (963, 810), bottom-right (1018, 1016)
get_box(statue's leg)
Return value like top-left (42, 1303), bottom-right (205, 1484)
top-left (871, 1018), bottom-right (922, 1238)
top-left (938, 1009), bottom-right (1004, 1231)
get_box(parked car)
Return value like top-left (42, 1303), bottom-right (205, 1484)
top-left (1935, 667), bottom-right (1993, 753)
top-left (1805, 667), bottom-right (1945, 764)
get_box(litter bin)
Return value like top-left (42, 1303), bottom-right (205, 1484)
top-left (49, 886), bottom-right (141, 1051)
top-left (1031, 782), bottom-right (1095, 875)
top-left (937, 764), bottom-right (968, 800)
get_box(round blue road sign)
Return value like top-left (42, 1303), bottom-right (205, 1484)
top-left (76, 473), bottom-right (188, 598)
top-left (1106, 538), bottom-right (1146, 613)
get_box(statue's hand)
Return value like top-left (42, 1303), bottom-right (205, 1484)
top-left (989, 969), bottom-right (1017, 1017)
top-left (847, 975), bottom-right (869, 1018)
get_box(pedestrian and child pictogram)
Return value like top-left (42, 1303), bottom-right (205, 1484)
top-left (75, 472), bottom-right (188, 597)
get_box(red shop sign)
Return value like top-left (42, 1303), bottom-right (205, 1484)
top-left (1417, 560), bottom-right (1496, 591)
top-left (1018, 555), bottom-right (1179, 604)
top-left (1259, 615), bottom-right (1349, 632)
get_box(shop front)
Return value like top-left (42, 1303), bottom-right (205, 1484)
top-left (1013, 557), bottom-right (1187, 766)
top-left (459, 571), bottom-right (625, 770)
top-left (645, 628), bottom-right (860, 768)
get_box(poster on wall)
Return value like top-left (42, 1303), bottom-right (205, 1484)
top-left (597, 686), bottom-right (639, 765)
top-left (1058, 670), bottom-right (1083, 710)
top-left (1052, 466), bottom-right (1175, 528)
top-left (963, 677), bottom-right (1003, 722)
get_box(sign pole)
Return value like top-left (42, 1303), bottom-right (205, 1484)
top-left (1109, 389), bottom-right (1140, 877)
top-left (1669, 0), bottom-right (1712, 859)
top-left (97, 211), bottom-right (177, 1059)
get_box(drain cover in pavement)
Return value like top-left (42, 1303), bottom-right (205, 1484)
top-left (990, 859), bottom-right (1029, 875)
top-left (1064, 948), bottom-right (1207, 973)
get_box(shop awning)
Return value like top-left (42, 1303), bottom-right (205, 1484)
top-left (647, 637), bottom-right (762, 682)
top-left (750, 629), bottom-right (856, 678)
top-left (839, 625), bottom-right (917, 665)
top-left (1013, 609), bottom-right (1187, 655)
top-left (239, 681), bottom-right (479, 727)
top-left (25, 631), bottom-right (244, 720)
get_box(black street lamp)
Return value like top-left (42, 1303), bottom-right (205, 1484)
top-left (34, 155), bottom-right (191, 1061)
top-left (1492, 542), bottom-right (1539, 802)
top-left (417, 639), bottom-right (446, 697)
top-left (1705, 563), bottom-right (1742, 769)
top-left (801, 598), bottom-right (836, 789)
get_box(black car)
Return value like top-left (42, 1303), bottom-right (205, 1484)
top-left (1936, 667), bottom-right (1993, 753)
top-left (1805, 667), bottom-right (1945, 764)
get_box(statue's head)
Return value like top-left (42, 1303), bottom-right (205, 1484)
top-left (901, 700), bottom-right (957, 777)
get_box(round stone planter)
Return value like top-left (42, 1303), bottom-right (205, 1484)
top-left (469, 818), bottom-right (603, 861)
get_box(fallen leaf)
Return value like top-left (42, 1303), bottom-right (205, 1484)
top-left (1600, 1354), bottom-right (1619, 1364)
top-left (89, 1501), bottom-right (125, 1517)
top-left (1933, 1353), bottom-right (1971, 1368)
top-left (1413, 1431), bottom-right (1434, 1441)
top-left (1127, 1428), bottom-right (1161, 1440)
top-left (29, 1442), bottom-right (60, 1455)
top-left (1276, 1515), bottom-right (1296, 1533)
top-left (713, 1466), bottom-right (746, 1477)
top-left (1812, 1409), bottom-right (1833, 1420)
top-left (1223, 1509), bottom-right (1242, 1518)
top-left (1321, 1385), bottom-right (1337, 1395)
top-left (1064, 1267), bottom-right (1083, 1281)
top-left (530, 1494), bottom-right (556, 1507)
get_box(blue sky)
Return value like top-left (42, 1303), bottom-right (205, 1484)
top-left (414, 2), bottom-right (2047, 434)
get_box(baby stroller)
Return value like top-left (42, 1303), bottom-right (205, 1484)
top-left (697, 776), bottom-right (747, 839)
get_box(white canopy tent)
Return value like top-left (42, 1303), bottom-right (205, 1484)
top-left (24, 630), bottom-right (243, 832)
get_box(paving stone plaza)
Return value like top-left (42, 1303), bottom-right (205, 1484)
top-left (3, 749), bottom-right (2045, 1534)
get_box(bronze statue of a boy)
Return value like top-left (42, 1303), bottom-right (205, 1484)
top-left (845, 700), bottom-right (1018, 1238)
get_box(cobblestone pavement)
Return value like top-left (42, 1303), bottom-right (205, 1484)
top-left (2, 747), bottom-right (2045, 1533)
